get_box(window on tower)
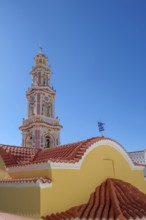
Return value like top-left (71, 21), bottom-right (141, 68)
top-left (46, 139), bottom-right (50, 148)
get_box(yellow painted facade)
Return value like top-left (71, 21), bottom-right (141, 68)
top-left (0, 141), bottom-right (146, 218)
top-left (0, 187), bottom-right (40, 217)
top-left (0, 157), bottom-right (9, 178)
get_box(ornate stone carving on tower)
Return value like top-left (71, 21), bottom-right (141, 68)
top-left (19, 51), bottom-right (62, 148)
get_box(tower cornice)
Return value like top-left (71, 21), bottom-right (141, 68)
top-left (31, 65), bottom-right (52, 75)
top-left (20, 123), bottom-right (62, 131)
top-left (26, 87), bottom-right (56, 96)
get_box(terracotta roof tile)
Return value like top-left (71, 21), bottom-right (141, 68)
top-left (42, 178), bottom-right (146, 220)
top-left (0, 176), bottom-right (51, 184)
top-left (33, 137), bottom-right (112, 164)
top-left (0, 144), bottom-right (41, 167)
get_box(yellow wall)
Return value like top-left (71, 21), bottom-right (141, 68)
top-left (0, 157), bottom-right (10, 178)
top-left (10, 169), bottom-right (51, 179)
top-left (0, 186), bottom-right (40, 218)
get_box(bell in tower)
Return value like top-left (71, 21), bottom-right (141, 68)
top-left (19, 50), bottom-right (62, 148)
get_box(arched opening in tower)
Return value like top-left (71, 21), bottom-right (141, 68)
top-left (46, 138), bottom-right (50, 148)
top-left (45, 136), bottom-right (51, 148)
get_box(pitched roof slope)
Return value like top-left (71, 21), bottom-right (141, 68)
top-left (43, 179), bottom-right (146, 220)
top-left (0, 144), bottom-right (41, 167)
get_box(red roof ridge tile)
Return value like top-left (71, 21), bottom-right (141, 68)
top-left (108, 179), bottom-right (122, 217)
top-left (42, 178), bottom-right (146, 220)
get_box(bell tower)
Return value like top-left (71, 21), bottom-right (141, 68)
top-left (19, 50), bottom-right (62, 148)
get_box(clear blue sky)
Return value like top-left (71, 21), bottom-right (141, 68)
top-left (0, 0), bottom-right (146, 151)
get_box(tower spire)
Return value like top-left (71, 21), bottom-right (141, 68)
top-left (19, 51), bottom-right (62, 148)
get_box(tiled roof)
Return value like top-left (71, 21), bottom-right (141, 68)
top-left (43, 178), bottom-right (146, 220)
top-left (0, 137), bottom-right (126, 167)
top-left (0, 144), bottom-right (41, 167)
top-left (0, 177), bottom-right (51, 184)
top-left (33, 137), bottom-right (105, 164)
top-left (33, 136), bottom-right (128, 163)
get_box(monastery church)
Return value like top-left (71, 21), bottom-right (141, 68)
top-left (0, 51), bottom-right (146, 220)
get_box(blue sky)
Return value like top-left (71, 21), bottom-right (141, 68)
top-left (0, 0), bottom-right (146, 151)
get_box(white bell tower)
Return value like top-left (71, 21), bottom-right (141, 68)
top-left (19, 50), bottom-right (62, 148)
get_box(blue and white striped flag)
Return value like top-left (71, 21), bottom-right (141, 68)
top-left (98, 122), bottom-right (105, 132)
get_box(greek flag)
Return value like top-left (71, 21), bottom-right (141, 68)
top-left (98, 122), bottom-right (105, 132)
